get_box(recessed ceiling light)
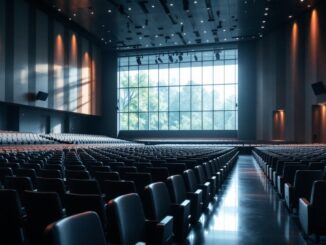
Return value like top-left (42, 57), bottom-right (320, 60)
top-left (170, 3), bottom-right (174, 7)
top-left (200, 20), bottom-right (204, 23)
top-left (152, 5), bottom-right (155, 8)
top-left (264, 12), bottom-right (268, 16)
top-left (307, 4), bottom-right (311, 8)
top-left (90, 11), bottom-right (94, 15)
top-left (171, 33), bottom-right (174, 37)
top-left (194, 1), bottom-right (198, 4)
top-left (224, 38), bottom-right (227, 41)
top-left (183, 32), bottom-right (186, 35)
top-left (108, 9), bottom-right (112, 13)
top-left (58, 8), bottom-right (61, 12)
top-left (109, 40), bottom-right (112, 42)
top-left (69, 17), bottom-right (72, 21)
top-left (128, 7), bottom-right (132, 11)
top-left (262, 20), bottom-right (266, 23)
top-left (206, 39), bottom-right (209, 43)
top-left (288, 15), bottom-right (293, 19)
top-left (174, 42), bottom-right (178, 45)
top-left (155, 35), bottom-right (159, 38)
top-left (261, 25), bottom-right (265, 29)
top-left (223, 29), bottom-right (226, 32)
top-left (203, 30), bottom-right (207, 34)
top-left (180, 22), bottom-right (183, 25)
top-left (265, 7), bottom-right (269, 11)
top-left (73, 13), bottom-right (77, 17)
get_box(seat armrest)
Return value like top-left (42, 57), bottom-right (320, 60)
top-left (299, 198), bottom-right (312, 235)
top-left (299, 198), bottom-right (310, 207)
top-left (145, 216), bottom-right (174, 245)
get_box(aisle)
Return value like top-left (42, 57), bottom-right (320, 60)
top-left (188, 155), bottom-right (307, 245)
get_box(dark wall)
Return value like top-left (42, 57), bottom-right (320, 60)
top-left (256, 2), bottom-right (326, 142)
top-left (238, 41), bottom-right (257, 140)
top-left (0, 0), bottom-right (102, 116)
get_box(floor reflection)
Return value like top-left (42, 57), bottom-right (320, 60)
top-left (187, 155), bottom-right (308, 245)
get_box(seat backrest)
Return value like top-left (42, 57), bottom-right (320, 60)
top-left (39, 169), bottom-right (62, 179)
top-left (69, 179), bottom-right (101, 195)
top-left (94, 171), bottom-right (120, 182)
top-left (194, 165), bottom-right (206, 184)
top-left (107, 193), bottom-right (146, 244)
top-left (15, 168), bottom-right (37, 184)
top-left (144, 182), bottom-right (171, 220)
top-left (310, 181), bottom-right (326, 229)
top-left (44, 211), bottom-right (107, 245)
top-left (24, 191), bottom-right (64, 244)
top-left (65, 165), bottom-right (86, 171)
top-left (36, 177), bottom-right (66, 199)
top-left (0, 189), bottom-right (24, 244)
top-left (183, 169), bottom-right (198, 192)
top-left (124, 172), bottom-right (152, 194)
top-left (43, 164), bottom-right (63, 172)
top-left (283, 165), bottom-right (307, 184)
top-left (65, 170), bottom-right (90, 180)
top-left (294, 170), bottom-right (322, 199)
top-left (101, 180), bottom-right (136, 201)
top-left (22, 163), bottom-right (41, 173)
top-left (4, 176), bottom-right (34, 194)
top-left (309, 162), bottom-right (326, 170)
top-left (64, 193), bottom-right (107, 227)
top-left (145, 167), bottom-right (169, 182)
top-left (202, 162), bottom-right (212, 178)
top-left (166, 175), bottom-right (187, 204)
top-left (164, 163), bottom-right (186, 175)
top-left (0, 167), bottom-right (13, 182)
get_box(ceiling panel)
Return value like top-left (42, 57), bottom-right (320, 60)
top-left (33, 0), bottom-right (319, 51)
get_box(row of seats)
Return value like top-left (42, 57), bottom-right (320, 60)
top-left (253, 146), bottom-right (326, 242)
top-left (0, 145), bottom-right (239, 245)
top-left (40, 133), bottom-right (129, 144)
top-left (0, 132), bottom-right (54, 145)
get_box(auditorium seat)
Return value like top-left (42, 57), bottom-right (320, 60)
top-left (277, 164), bottom-right (307, 198)
top-left (65, 170), bottom-right (90, 180)
top-left (143, 182), bottom-right (177, 243)
top-left (284, 170), bottom-right (323, 212)
top-left (43, 164), bottom-right (64, 172)
top-left (87, 166), bottom-right (111, 176)
top-left (39, 169), bottom-right (62, 179)
top-left (22, 163), bottom-right (42, 174)
top-left (308, 162), bottom-right (326, 170)
top-left (69, 179), bottom-right (102, 195)
top-left (36, 177), bottom-right (66, 200)
top-left (0, 189), bottom-right (25, 245)
top-left (194, 165), bottom-right (213, 201)
top-left (116, 166), bottom-right (137, 179)
top-left (0, 162), bottom-right (20, 174)
top-left (299, 180), bottom-right (326, 241)
top-left (202, 162), bottom-right (218, 195)
top-left (4, 176), bottom-right (34, 203)
top-left (107, 193), bottom-right (172, 244)
top-left (145, 167), bottom-right (170, 182)
top-left (15, 168), bottom-right (37, 185)
top-left (183, 169), bottom-right (204, 223)
top-left (101, 180), bottom-right (136, 201)
top-left (65, 165), bottom-right (86, 171)
top-left (64, 193), bottom-right (107, 228)
top-left (23, 190), bottom-right (64, 245)
top-left (163, 163), bottom-right (186, 175)
top-left (0, 167), bottom-right (13, 184)
top-left (124, 172), bottom-right (152, 198)
top-left (44, 211), bottom-right (107, 245)
top-left (167, 175), bottom-right (192, 233)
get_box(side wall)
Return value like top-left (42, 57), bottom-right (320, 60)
top-left (256, 2), bottom-right (326, 142)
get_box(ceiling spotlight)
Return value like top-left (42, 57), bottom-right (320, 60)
top-left (169, 55), bottom-right (174, 63)
top-left (136, 57), bottom-right (142, 65)
top-left (158, 57), bottom-right (163, 63)
top-left (288, 15), bottom-right (293, 19)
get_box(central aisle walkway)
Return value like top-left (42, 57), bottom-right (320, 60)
top-left (188, 155), bottom-right (307, 245)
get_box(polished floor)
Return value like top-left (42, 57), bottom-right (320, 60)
top-left (187, 155), bottom-right (316, 245)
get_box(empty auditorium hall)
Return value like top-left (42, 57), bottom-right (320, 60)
top-left (1, 0), bottom-right (326, 244)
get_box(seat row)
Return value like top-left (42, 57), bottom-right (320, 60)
top-left (0, 147), bottom-right (239, 245)
top-left (253, 147), bottom-right (326, 241)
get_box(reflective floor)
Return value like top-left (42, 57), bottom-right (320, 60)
top-left (187, 155), bottom-right (316, 245)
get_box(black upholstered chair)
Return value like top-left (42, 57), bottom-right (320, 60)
top-left (44, 211), bottom-right (107, 245)
top-left (299, 180), bottom-right (326, 241)
top-left (145, 167), bottom-right (170, 183)
top-left (15, 168), bottom-right (37, 185)
top-left (65, 170), bottom-right (90, 180)
top-left (0, 189), bottom-right (25, 245)
top-left (284, 170), bottom-right (322, 212)
top-left (4, 176), bottom-right (34, 204)
top-left (64, 193), bottom-right (107, 228)
top-left (183, 169), bottom-right (204, 223)
top-left (194, 165), bottom-right (213, 200)
top-left (23, 191), bottom-right (64, 245)
top-left (68, 179), bottom-right (102, 195)
top-left (0, 167), bottom-right (13, 183)
top-left (36, 177), bottom-right (66, 200)
top-left (101, 180), bottom-right (136, 201)
top-left (124, 172), bottom-right (152, 198)
top-left (39, 169), bottom-right (63, 179)
top-left (107, 193), bottom-right (172, 245)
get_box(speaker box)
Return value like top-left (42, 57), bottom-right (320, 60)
top-left (36, 91), bottom-right (48, 101)
top-left (311, 81), bottom-right (325, 95)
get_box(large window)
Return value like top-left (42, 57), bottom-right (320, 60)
top-left (118, 49), bottom-right (238, 131)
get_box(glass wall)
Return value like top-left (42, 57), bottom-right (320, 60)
top-left (118, 49), bottom-right (238, 131)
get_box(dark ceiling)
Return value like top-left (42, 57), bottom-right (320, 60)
top-left (35, 0), bottom-right (318, 51)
